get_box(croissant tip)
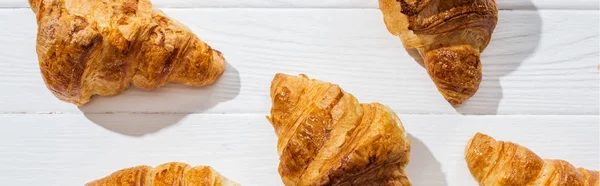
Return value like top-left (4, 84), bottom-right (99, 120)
top-left (465, 133), bottom-right (495, 159)
top-left (212, 50), bottom-right (225, 64)
top-left (68, 97), bottom-right (89, 106)
top-left (442, 94), bottom-right (469, 106)
top-left (448, 99), bottom-right (462, 106)
top-left (213, 49), bottom-right (223, 57)
top-left (469, 133), bottom-right (495, 148)
top-left (472, 132), bottom-right (488, 139)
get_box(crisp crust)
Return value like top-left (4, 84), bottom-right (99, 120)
top-left (399, 0), bottom-right (498, 35)
top-left (465, 133), bottom-right (600, 186)
top-left (29, 0), bottom-right (225, 105)
top-left (267, 74), bottom-right (412, 186)
top-left (423, 45), bottom-right (482, 105)
top-left (378, 0), bottom-right (497, 105)
top-left (86, 162), bottom-right (240, 186)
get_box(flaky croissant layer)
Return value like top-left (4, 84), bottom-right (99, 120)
top-left (379, 0), bottom-right (498, 105)
top-left (466, 133), bottom-right (599, 186)
top-left (86, 162), bottom-right (240, 186)
top-left (268, 74), bottom-right (412, 186)
top-left (30, 0), bottom-right (225, 105)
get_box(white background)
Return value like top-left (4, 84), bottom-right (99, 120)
top-left (0, 0), bottom-right (598, 185)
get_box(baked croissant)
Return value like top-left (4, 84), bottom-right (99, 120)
top-left (29, 0), bottom-right (225, 105)
top-left (86, 162), bottom-right (240, 186)
top-left (465, 133), bottom-right (600, 186)
top-left (379, 0), bottom-right (498, 105)
top-left (267, 73), bottom-right (412, 186)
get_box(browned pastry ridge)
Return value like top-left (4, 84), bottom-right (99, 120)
top-left (379, 0), bottom-right (498, 105)
top-left (86, 162), bottom-right (240, 186)
top-left (29, 0), bottom-right (225, 105)
top-left (267, 74), bottom-right (412, 186)
top-left (466, 133), bottom-right (600, 186)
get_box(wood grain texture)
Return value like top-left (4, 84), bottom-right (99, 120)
top-left (0, 114), bottom-right (597, 186)
top-left (1, 2), bottom-right (598, 186)
top-left (0, 0), bottom-right (598, 9)
top-left (0, 9), bottom-right (597, 115)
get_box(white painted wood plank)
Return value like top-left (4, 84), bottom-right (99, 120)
top-left (1, 0), bottom-right (598, 9)
top-left (0, 9), bottom-right (597, 115)
top-left (0, 114), bottom-right (597, 185)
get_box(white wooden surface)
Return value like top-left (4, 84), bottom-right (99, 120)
top-left (0, 1), bottom-right (599, 186)
top-left (1, 9), bottom-right (598, 115)
top-left (0, 115), bottom-right (598, 185)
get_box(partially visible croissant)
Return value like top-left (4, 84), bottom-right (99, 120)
top-left (267, 73), bottom-right (412, 186)
top-left (86, 162), bottom-right (240, 186)
top-left (29, 0), bottom-right (225, 105)
top-left (465, 133), bottom-right (600, 186)
top-left (379, 0), bottom-right (498, 105)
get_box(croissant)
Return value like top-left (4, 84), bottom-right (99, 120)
top-left (267, 73), bottom-right (412, 186)
top-left (86, 162), bottom-right (240, 186)
top-left (29, 0), bottom-right (225, 105)
top-left (465, 133), bottom-right (600, 186)
top-left (379, 0), bottom-right (498, 105)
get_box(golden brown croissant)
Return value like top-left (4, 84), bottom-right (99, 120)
top-left (29, 0), bottom-right (225, 105)
top-left (379, 0), bottom-right (498, 105)
top-left (466, 133), bottom-right (600, 186)
top-left (267, 73), bottom-right (412, 186)
top-left (86, 162), bottom-right (240, 186)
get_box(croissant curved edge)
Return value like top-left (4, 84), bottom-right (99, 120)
top-left (378, 0), bottom-right (498, 105)
top-left (30, 0), bottom-right (225, 105)
top-left (465, 133), bottom-right (599, 186)
top-left (86, 162), bottom-right (240, 186)
top-left (267, 73), bottom-right (412, 186)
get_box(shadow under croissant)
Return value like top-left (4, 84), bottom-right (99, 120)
top-left (455, 2), bottom-right (542, 114)
top-left (404, 2), bottom-right (542, 115)
top-left (79, 62), bottom-right (241, 137)
top-left (405, 134), bottom-right (448, 186)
